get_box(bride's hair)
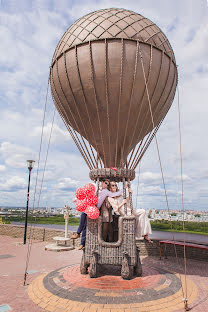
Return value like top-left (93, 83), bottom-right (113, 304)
top-left (108, 181), bottom-right (119, 192)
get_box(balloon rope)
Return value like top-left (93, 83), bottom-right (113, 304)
top-left (25, 103), bottom-right (56, 287)
top-left (132, 69), bottom-right (178, 170)
top-left (126, 42), bottom-right (157, 169)
top-left (63, 52), bottom-right (97, 167)
top-left (130, 51), bottom-right (175, 170)
top-left (132, 121), bottom-right (162, 170)
top-left (104, 39), bottom-right (112, 167)
top-left (139, 42), bottom-right (186, 303)
top-left (127, 141), bottom-right (141, 169)
top-left (23, 75), bottom-right (50, 286)
top-left (123, 178), bottom-right (127, 215)
top-left (56, 58), bottom-right (95, 168)
top-left (122, 41), bottom-right (139, 162)
top-left (130, 134), bottom-right (151, 170)
top-left (96, 152), bottom-right (104, 169)
top-left (74, 45), bottom-right (100, 166)
top-left (139, 43), bottom-right (171, 219)
top-left (128, 180), bottom-right (133, 215)
top-left (36, 107), bottom-right (56, 210)
top-left (51, 67), bottom-right (92, 169)
top-left (177, 85), bottom-right (188, 302)
top-left (126, 75), bottom-right (152, 167)
top-left (96, 178), bottom-right (100, 197)
top-left (115, 39), bottom-right (124, 167)
top-left (89, 41), bottom-right (107, 166)
top-left (57, 106), bottom-right (92, 169)
top-left (135, 161), bottom-right (141, 209)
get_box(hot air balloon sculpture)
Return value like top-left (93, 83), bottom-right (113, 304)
top-left (50, 8), bottom-right (177, 279)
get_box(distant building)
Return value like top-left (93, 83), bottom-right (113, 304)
top-left (46, 207), bottom-right (51, 213)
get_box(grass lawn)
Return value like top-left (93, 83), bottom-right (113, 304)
top-left (7, 215), bottom-right (80, 226)
top-left (154, 228), bottom-right (208, 235)
top-left (5, 216), bottom-right (208, 235)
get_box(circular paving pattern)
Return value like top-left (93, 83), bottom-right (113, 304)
top-left (28, 264), bottom-right (198, 312)
top-left (63, 265), bottom-right (161, 290)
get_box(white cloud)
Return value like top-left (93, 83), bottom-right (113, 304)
top-left (31, 122), bottom-right (71, 144)
top-left (0, 165), bottom-right (6, 172)
top-left (139, 171), bottom-right (161, 182)
top-left (55, 177), bottom-right (80, 191)
top-left (0, 142), bottom-right (35, 168)
top-left (0, 0), bottom-right (207, 210)
top-left (0, 176), bottom-right (26, 192)
top-left (175, 174), bottom-right (192, 181)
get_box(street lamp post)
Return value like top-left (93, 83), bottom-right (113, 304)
top-left (23, 160), bottom-right (35, 245)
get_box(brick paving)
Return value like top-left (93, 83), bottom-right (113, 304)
top-left (0, 235), bottom-right (208, 312)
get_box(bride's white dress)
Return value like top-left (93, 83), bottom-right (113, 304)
top-left (108, 196), bottom-right (152, 239)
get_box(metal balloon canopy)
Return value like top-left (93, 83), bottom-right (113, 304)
top-left (50, 8), bottom-right (178, 181)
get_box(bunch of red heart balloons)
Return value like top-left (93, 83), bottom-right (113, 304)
top-left (75, 183), bottom-right (99, 219)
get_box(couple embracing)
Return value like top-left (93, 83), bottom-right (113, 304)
top-left (72, 178), bottom-right (152, 249)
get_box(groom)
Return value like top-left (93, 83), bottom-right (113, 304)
top-left (71, 178), bottom-right (123, 249)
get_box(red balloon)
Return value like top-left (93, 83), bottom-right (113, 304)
top-left (86, 194), bottom-right (98, 206)
top-left (84, 183), bottom-right (96, 196)
top-left (76, 199), bottom-right (88, 212)
top-left (75, 187), bottom-right (87, 200)
top-left (86, 206), bottom-right (99, 219)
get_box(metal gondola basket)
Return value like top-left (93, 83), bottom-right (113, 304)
top-left (80, 169), bottom-right (142, 279)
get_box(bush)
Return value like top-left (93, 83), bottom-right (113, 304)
top-left (150, 220), bottom-right (208, 234)
top-left (6, 215), bottom-right (80, 226)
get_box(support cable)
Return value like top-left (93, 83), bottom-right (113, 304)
top-left (36, 107), bottom-right (56, 210)
top-left (136, 161), bottom-right (141, 209)
top-left (123, 178), bottom-right (127, 215)
top-left (24, 101), bottom-right (56, 287)
top-left (133, 88), bottom-right (177, 170)
top-left (126, 43), bottom-right (155, 168)
top-left (138, 42), bottom-right (171, 221)
top-left (128, 139), bottom-right (144, 169)
top-left (122, 41), bottom-right (139, 162)
top-left (23, 76), bottom-right (50, 285)
top-left (177, 85), bottom-right (188, 308)
top-left (139, 43), bottom-right (186, 302)
top-left (131, 133), bottom-right (151, 170)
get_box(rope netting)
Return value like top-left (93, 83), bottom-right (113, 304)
top-left (50, 37), bottom-right (177, 170)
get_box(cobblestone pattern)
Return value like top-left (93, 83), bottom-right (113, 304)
top-left (1, 235), bottom-right (207, 312)
top-left (28, 263), bottom-right (198, 312)
top-left (43, 264), bottom-right (182, 304)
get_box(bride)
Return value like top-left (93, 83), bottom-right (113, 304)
top-left (107, 182), bottom-right (153, 242)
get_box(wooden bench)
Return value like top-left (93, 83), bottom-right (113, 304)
top-left (159, 240), bottom-right (208, 260)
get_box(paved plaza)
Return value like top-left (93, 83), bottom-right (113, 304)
top-left (0, 236), bottom-right (208, 312)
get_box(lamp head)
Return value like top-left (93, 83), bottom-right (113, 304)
top-left (27, 160), bottom-right (35, 170)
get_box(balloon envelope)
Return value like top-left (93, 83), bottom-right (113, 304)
top-left (50, 8), bottom-right (177, 168)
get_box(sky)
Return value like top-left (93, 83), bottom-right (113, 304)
top-left (0, 0), bottom-right (208, 211)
